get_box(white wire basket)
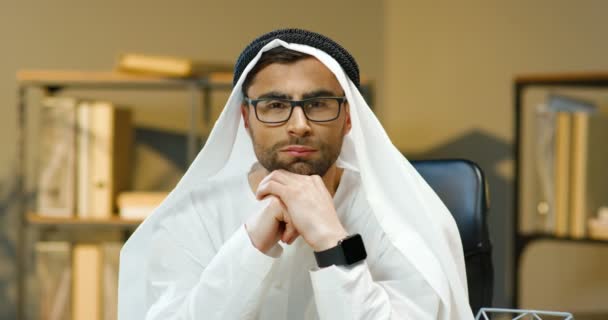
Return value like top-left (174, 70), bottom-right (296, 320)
top-left (475, 308), bottom-right (574, 320)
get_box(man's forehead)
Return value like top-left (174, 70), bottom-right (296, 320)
top-left (251, 56), bottom-right (333, 81)
top-left (247, 58), bottom-right (344, 98)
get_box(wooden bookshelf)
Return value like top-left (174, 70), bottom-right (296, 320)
top-left (27, 213), bottom-right (142, 228)
top-left (17, 69), bottom-right (368, 91)
top-left (17, 69), bottom-right (234, 89)
top-left (14, 69), bottom-right (229, 320)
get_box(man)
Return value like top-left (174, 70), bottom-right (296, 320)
top-left (119, 29), bottom-right (473, 319)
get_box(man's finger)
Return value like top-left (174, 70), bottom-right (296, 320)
top-left (256, 180), bottom-right (287, 200)
top-left (281, 169), bottom-right (314, 187)
top-left (260, 170), bottom-right (294, 187)
top-left (260, 169), bottom-right (290, 184)
top-left (281, 223), bottom-right (299, 244)
top-left (287, 232), bottom-right (300, 244)
top-left (310, 174), bottom-right (332, 196)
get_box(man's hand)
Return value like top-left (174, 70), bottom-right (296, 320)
top-left (255, 170), bottom-right (348, 252)
top-left (245, 195), bottom-right (300, 254)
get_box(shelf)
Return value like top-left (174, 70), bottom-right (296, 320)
top-left (16, 69), bottom-right (370, 91)
top-left (513, 72), bottom-right (608, 307)
top-left (515, 71), bottom-right (608, 85)
top-left (517, 232), bottom-right (608, 245)
top-left (27, 213), bottom-right (143, 228)
top-left (16, 69), bottom-right (234, 90)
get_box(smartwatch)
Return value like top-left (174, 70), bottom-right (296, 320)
top-left (314, 234), bottom-right (367, 268)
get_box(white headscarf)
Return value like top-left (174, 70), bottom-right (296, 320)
top-left (118, 39), bottom-right (473, 319)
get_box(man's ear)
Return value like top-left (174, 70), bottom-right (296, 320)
top-left (343, 103), bottom-right (352, 135)
top-left (241, 103), bottom-right (250, 129)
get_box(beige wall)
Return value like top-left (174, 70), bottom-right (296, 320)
top-left (384, 0), bottom-right (608, 312)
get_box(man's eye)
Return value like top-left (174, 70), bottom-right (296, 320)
top-left (309, 100), bottom-right (328, 108)
top-left (268, 102), bottom-right (288, 109)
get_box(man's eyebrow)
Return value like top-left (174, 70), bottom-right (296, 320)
top-left (254, 89), bottom-right (344, 100)
top-left (256, 91), bottom-right (291, 99)
top-left (302, 89), bottom-right (343, 99)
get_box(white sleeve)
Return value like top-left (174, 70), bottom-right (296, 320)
top-left (145, 223), bottom-right (280, 320)
top-left (310, 259), bottom-right (440, 319)
top-left (310, 195), bottom-right (442, 319)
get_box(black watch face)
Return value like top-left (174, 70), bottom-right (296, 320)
top-left (342, 234), bottom-right (367, 264)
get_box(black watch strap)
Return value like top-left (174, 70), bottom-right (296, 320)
top-left (314, 234), bottom-right (367, 268)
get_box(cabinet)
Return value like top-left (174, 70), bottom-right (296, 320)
top-left (513, 72), bottom-right (608, 308)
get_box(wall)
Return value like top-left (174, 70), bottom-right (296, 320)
top-left (384, 0), bottom-right (608, 312)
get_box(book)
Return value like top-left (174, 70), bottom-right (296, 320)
top-left (116, 191), bottom-right (168, 219)
top-left (77, 102), bottom-right (91, 218)
top-left (569, 112), bottom-right (588, 238)
top-left (102, 243), bottom-right (121, 320)
top-left (36, 242), bottom-right (71, 320)
top-left (554, 112), bottom-right (571, 237)
top-left (77, 101), bottom-right (133, 218)
top-left (72, 244), bottom-right (102, 320)
top-left (116, 53), bottom-right (232, 78)
top-left (588, 216), bottom-right (608, 240)
top-left (37, 97), bottom-right (78, 217)
top-left (71, 243), bottom-right (122, 320)
top-left (534, 103), bottom-right (556, 233)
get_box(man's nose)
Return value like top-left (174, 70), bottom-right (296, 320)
top-left (286, 106), bottom-right (312, 137)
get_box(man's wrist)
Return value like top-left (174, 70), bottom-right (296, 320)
top-left (244, 221), bottom-right (275, 255)
top-left (314, 234), bottom-right (367, 268)
top-left (311, 228), bottom-right (349, 252)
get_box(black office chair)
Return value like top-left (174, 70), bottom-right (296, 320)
top-left (411, 159), bottom-right (493, 315)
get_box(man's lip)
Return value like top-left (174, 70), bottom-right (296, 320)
top-left (281, 145), bottom-right (317, 152)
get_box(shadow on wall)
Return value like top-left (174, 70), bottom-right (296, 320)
top-left (134, 127), bottom-right (192, 173)
top-left (406, 128), bottom-right (513, 308)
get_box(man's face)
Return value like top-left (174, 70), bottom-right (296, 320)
top-left (241, 57), bottom-right (351, 176)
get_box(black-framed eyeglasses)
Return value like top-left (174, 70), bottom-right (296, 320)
top-left (244, 96), bottom-right (347, 124)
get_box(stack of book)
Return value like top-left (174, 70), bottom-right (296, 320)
top-left (37, 97), bottom-right (133, 219)
top-left (589, 207), bottom-right (608, 240)
top-left (115, 53), bottom-right (232, 78)
top-left (36, 241), bottom-right (122, 320)
top-left (35, 242), bottom-right (71, 320)
top-left (535, 95), bottom-right (608, 239)
top-left (117, 191), bottom-right (168, 219)
top-left (36, 97), bottom-right (133, 319)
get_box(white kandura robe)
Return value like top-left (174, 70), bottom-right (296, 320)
top-left (144, 168), bottom-right (439, 319)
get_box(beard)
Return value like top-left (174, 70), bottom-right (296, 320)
top-left (251, 135), bottom-right (342, 176)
